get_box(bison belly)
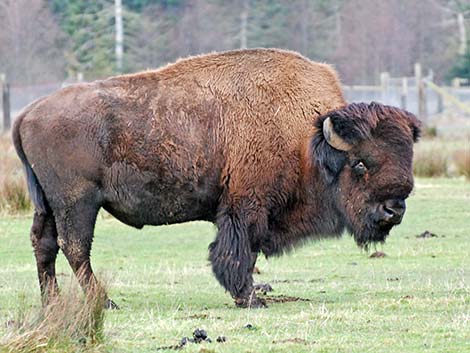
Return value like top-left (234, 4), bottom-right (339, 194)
top-left (101, 160), bottom-right (222, 228)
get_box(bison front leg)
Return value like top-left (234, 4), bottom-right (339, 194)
top-left (249, 252), bottom-right (273, 294)
top-left (209, 208), bottom-right (266, 308)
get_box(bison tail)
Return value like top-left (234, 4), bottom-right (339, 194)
top-left (11, 100), bottom-right (49, 215)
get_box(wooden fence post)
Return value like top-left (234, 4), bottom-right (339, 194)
top-left (380, 72), bottom-right (389, 102)
top-left (401, 77), bottom-right (408, 110)
top-left (1, 74), bottom-right (11, 132)
top-left (437, 92), bottom-right (444, 114)
top-left (451, 78), bottom-right (461, 88)
top-left (414, 63), bottom-right (427, 125)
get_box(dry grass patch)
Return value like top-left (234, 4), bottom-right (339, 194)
top-left (412, 137), bottom-right (470, 179)
top-left (413, 148), bottom-right (448, 177)
top-left (0, 279), bottom-right (108, 353)
top-left (454, 149), bottom-right (470, 180)
top-left (0, 134), bottom-right (31, 214)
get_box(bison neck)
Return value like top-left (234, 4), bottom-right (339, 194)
top-left (260, 170), bottom-right (345, 257)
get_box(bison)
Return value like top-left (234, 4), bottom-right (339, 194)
top-left (12, 48), bottom-right (420, 308)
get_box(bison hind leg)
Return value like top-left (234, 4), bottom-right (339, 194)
top-left (209, 209), bottom-right (266, 308)
top-left (30, 211), bottom-right (60, 305)
top-left (54, 196), bottom-right (117, 309)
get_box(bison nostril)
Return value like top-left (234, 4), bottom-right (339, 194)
top-left (383, 206), bottom-right (397, 217)
top-left (378, 199), bottom-right (406, 225)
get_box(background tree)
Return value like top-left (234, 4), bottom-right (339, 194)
top-left (0, 0), bottom-right (467, 85)
top-left (448, 40), bottom-right (470, 80)
top-left (51, 0), bottom-right (120, 79)
top-left (0, 0), bottom-right (65, 85)
top-left (334, 0), bottom-right (456, 83)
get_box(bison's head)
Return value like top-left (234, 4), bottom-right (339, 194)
top-left (311, 102), bottom-right (421, 248)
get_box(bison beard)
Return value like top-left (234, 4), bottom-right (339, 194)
top-left (12, 49), bottom-right (420, 309)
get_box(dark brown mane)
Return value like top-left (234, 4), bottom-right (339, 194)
top-left (314, 102), bottom-right (421, 146)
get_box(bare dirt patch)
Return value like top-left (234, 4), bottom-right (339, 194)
top-left (399, 295), bottom-right (414, 302)
top-left (270, 278), bottom-right (325, 284)
top-left (272, 338), bottom-right (315, 345)
top-left (416, 230), bottom-right (439, 238)
top-left (187, 313), bottom-right (209, 319)
top-left (156, 328), bottom-right (225, 351)
top-left (370, 251), bottom-right (386, 258)
top-left (261, 294), bottom-right (311, 303)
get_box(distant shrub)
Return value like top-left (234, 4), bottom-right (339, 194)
top-left (0, 134), bottom-right (31, 214)
top-left (454, 149), bottom-right (470, 180)
top-left (413, 148), bottom-right (448, 177)
top-left (423, 126), bottom-right (438, 138)
top-left (0, 174), bottom-right (30, 213)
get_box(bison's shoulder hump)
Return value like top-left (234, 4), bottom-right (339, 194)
top-left (111, 48), bottom-right (341, 85)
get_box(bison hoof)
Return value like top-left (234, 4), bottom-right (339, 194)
top-left (254, 283), bottom-right (273, 294)
top-left (104, 298), bottom-right (120, 310)
top-left (234, 295), bottom-right (267, 309)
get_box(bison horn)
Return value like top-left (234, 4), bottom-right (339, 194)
top-left (322, 117), bottom-right (353, 151)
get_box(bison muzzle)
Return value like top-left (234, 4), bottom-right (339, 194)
top-left (12, 48), bottom-right (420, 308)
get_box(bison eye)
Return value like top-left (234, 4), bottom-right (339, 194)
top-left (352, 161), bottom-right (367, 176)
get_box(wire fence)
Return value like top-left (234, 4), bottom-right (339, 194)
top-left (344, 83), bottom-right (470, 117)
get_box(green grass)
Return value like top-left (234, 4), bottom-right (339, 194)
top-left (1, 178), bottom-right (469, 352)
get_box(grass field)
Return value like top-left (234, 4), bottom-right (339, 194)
top-left (0, 177), bottom-right (469, 352)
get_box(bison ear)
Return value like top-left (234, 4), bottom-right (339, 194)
top-left (322, 117), bottom-right (354, 151)
top-left (310, 115), bottom-right (349, 184)
top-left (310, 103), bottom-right (371, 184)
top-left (408, 113), bottom-right (421, 142)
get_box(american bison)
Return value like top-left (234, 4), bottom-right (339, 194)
top-left (12, 48), bottom-right (420, 308)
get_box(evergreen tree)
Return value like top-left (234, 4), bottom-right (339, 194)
top-left (448, 41), bottom-right (470, 81)
top-left (50, 0), bottom-right (140, 79)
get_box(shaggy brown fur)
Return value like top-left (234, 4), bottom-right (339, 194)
top-left (12, 48), bottom-right (419, 308)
